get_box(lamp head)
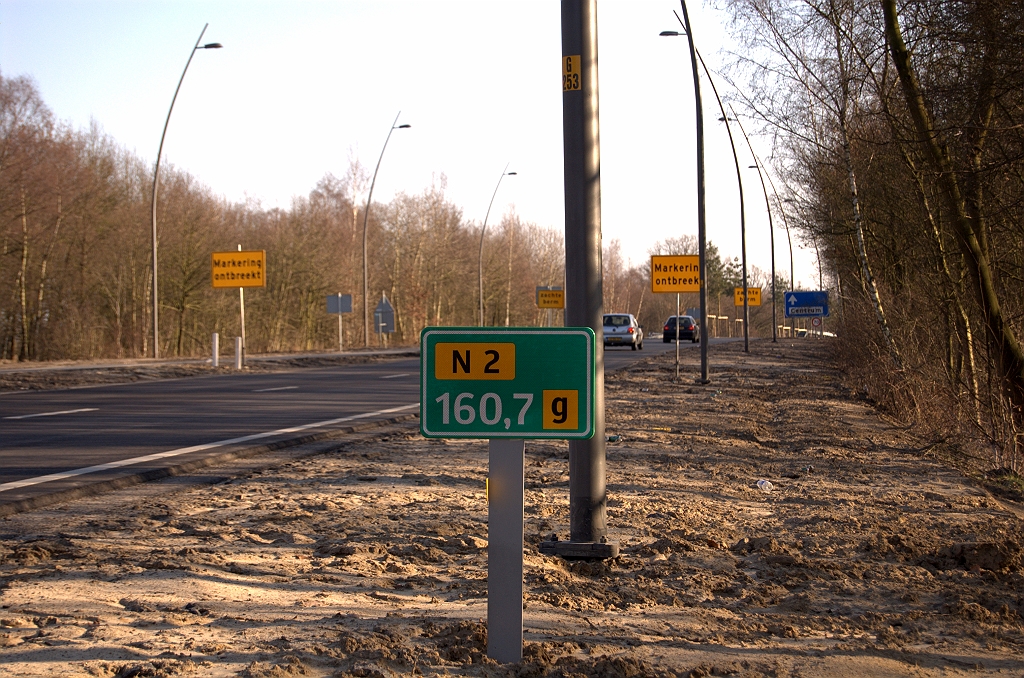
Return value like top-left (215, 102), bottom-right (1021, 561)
top-left (202, 42), bottom-right (223, 49)
top-left (397, 124), bottom-right (411, 129)
top-left (659, 30), bottom-right (682, 37)
top-left (507, 171), bottom-right (518, 176)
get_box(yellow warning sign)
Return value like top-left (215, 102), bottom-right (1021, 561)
top-left (212, 250), bottom-right (266, 288)
top-left (536, 288), bottom-right (565, 309)
top-left (651, 255), bottom-right (700, 293)
top-left (734, 287), bottom-right (762, 306)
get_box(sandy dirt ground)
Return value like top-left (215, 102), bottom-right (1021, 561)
top-left (1, 340), bottom-right (1022, 677)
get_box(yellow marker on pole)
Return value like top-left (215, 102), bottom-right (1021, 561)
top-left (562, 55), bottom-right (581, 91)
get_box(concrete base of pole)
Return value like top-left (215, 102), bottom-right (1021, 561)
top-left (212, 332), bottom-right (219, 368)
top-left (234, 336), bottom-right (242, 371)
top-left (538, 538), bottom-right (618, 560)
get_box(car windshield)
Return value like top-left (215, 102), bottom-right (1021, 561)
top-left (604, 315), bottom-right (630, 327)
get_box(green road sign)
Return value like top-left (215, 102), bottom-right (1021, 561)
top-left (420, 327), bottom-right (596, 439)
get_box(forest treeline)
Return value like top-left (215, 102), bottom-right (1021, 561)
top-left (1, 71), bottom-right (786, 367)
top-left (723, 0), bottom-right (1024, 468)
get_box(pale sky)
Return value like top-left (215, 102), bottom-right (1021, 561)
top-left (0, 0), bottom-right (820, 289)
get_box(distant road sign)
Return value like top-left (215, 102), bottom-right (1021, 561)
top-left (651, 255), bottom-right (700, 293)
top-left (785, 290), bottom-right (829, 318)
top-left (420, 327), bottom-right (595, 439)
top-left (734, 287), bottom-right (762, 306)
top-left (811, 317), bottom-right (822, 327)
top-left (374, 296), bottom-right (395, 334)
top-left (327, 294), bottom-right (352, 315)
top-left (536, 286), bottom-right (565, 309)
top-left (212, 250), bottom-right (266, 288)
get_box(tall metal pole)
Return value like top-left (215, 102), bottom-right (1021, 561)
top-left (688, 44), bottom-right (747, 352)
top-left (678, 0), bottom-right (709, 381)
top-left (150, 24), bottom-right (221, 359)
top-left (733, 112), bottom-right (778, 343)
top-left (478, 164), bottom-right (516, 326)
top-left (768, 174), bottom-right (796, 336)
top-left (543, 0), bottom-right (614, 559)
top-left (362, 113), bottom-right (410, 347)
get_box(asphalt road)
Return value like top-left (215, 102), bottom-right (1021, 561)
top-left (0, 338), bottom-right (704, 510)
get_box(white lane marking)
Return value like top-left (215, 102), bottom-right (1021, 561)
top-left (253, 386), bottom-right (299, 392)
top-left (380, 373), bottom-right (411, 380)
top-left (0, 403), bottom-right (419, 493)
top-left (4, 408), bottom-right (99, 421)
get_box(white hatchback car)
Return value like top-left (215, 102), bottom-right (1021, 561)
top-left (603, 313), bottom-right (643, 350)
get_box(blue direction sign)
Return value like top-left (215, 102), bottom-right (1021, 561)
top-left (785, 290), bottom-right (829, 318)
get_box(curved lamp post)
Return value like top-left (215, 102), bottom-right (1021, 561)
top-left (150, 24), bottom-right (221, 359)
top-left (666, 10), bottom-right (749, 353)
top-left (747, 158), bottom-right (778, 342)
top-left (478, 164), bottom-right (517, 326)
top-left (773, 184), bottom-right (796, 336)
top-left (362, 113), bottom-right (411, 347)
top-left (731, 109), bottom-right (779, 343)
top-left (660, 0), bottom-right (709, 383)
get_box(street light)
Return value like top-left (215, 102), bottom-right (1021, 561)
top-left (666, 9), bottom-right (750, 354)
top-left (731, 110), bottom-right (779, 343)
top-left (747, 159), bottom-right (778, 342)
top-left (150, 24), bottom-right (221, 359)
top-left (478, 164), bottom-right (517, 326)
top-left (774, 191), bottom-right (797, 337)
top-left (660, 0), bottom-right (709, 383)
top-left (362, 113), bottom-right (411, 347)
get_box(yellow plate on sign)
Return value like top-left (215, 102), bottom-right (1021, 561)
top-left (434, 343), bottom-right (516, 380)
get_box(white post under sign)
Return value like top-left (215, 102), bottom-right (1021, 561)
top-left (487, 437), bottom-right (525, 663)
top-left (326, 293), bottom-right (353, 352)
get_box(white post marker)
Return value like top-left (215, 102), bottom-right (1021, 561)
top-left (234, 336), bottom-right (242, 370)
top-left (675, 292), bottom-right (680, 380)
top-left (212, 332), bottom-right (219, 368)
top-left (488, 438), bottom-right (525, 663)
top-left (238, 244), bottom-right (246, 368)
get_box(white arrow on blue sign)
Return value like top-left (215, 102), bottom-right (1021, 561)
top-left (785, 291), bottom-right (829, 318)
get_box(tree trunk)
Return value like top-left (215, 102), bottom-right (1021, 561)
top-left (18, 189), bottom-right (30, 361)
top-left (840, 118), bottom-right (902, 369)
top-left (32, 194), bottom-right (62, 359)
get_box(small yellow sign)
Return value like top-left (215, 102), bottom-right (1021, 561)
top-left (537, 289), bottom-right (565, 309)
top-left (543, 390), bottom-right (578, 429)
top-left (563, 55), bottom-right (581, 91)
top-left (212, 250), bottom-right (266, 288)
top-left (434, 343), bottom-right (516, 380)
top-left (734, 287), bottom-right (762, 306)
top-left (651, 255), bottom-right (700, 293)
